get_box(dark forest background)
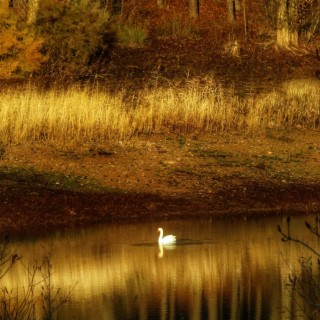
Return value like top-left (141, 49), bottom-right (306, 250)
top-left (0, 0), bottom-right (319, 81)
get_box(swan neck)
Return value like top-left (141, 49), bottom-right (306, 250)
top-left (158, 228), bottom-right (163, 243)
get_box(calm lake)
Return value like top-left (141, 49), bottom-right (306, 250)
top-left (5, 214), bottom-right (320, 319)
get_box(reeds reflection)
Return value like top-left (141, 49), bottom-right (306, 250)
top-left (4, 216), bottom-right (318, 319)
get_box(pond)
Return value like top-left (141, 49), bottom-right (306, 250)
top-left (4, 214), bottom-right (319, 319)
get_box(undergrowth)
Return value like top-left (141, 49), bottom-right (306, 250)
top-left (0, 78), bottom-right (319, 145)
top-left (117, 24), bottom-right (148, 47)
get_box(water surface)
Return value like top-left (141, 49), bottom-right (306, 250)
top-left (5, 215), bottom-right (319, 319)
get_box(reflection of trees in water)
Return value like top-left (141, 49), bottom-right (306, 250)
top-left (2, 219), bottom-right (317, 319)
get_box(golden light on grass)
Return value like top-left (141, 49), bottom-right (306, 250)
top-left (0, 78), bottom-right (319, 144)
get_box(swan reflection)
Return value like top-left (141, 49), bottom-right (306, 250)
top-left (158, 243), bottom-right (176, 258)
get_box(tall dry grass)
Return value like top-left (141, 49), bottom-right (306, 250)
top-left (0, 78), bottom-right (319, 144)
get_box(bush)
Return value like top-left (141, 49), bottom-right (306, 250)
top-left (36, 0), bottom-right (115, 78)
top-left (117, 24), bottom-right (148, 47)
top-left (0, 7), bottom-right (47, 79)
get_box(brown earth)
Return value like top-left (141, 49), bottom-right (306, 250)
top-left (102, 38), bottom-right (320, 93)
top-left (1, 35), bottom-right (320, 236)
top-left (0, 129), bottom-right (319, 236)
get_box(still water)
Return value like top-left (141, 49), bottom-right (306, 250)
top-left (5, 215), bottom-right (320, 319)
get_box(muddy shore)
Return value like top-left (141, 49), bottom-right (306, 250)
top-left (0, 131), bottom-right (319, 236)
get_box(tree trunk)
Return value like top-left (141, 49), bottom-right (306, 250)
top-left (243, 0), bottom-right (247, 37)
top-left (288, 0), bottom-right (299, 46)
top-left (227, 0), bottom-right (235, 23)
top-left (276, 0), bottom-right (290, 48)
top-left (189, 0), bottom-right (199, 19)
top-left (157, 0), bottom-right (166, 9)
top-left (27, 0), bottom-right (39, 25)
top-left (227, 0), bottom-right (242, 23)
top-left (276, 0), bottom-right (299, 48)
top-left (234, 0), bottom-right (241, 13)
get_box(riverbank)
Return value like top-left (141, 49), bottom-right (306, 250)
top-left (0, 130), bottom-right (319, 235)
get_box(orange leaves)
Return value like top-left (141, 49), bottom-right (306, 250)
top-left (20, 38), bottom-right (47, 73)
top-left (0, 60), bottom-right (19, 78)
top-left (0, 13), bottom-right (47, 78)
top-left (0, 24), bottom-right (22, 78)
top-left (0, 28), bottom-right (20, 56)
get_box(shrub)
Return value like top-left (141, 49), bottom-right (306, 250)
top-left (36, 0), bottom-right (115, 78)
top-left (117, 24), bottom-right (148, 47)
top-left (0, 7), bottom-right (47, 79)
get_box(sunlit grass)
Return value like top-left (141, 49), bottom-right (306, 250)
top-left (0, 78), bottom-right (319, 145)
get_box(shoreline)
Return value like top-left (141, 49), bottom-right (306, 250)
top-left (0, 182), bottom-right (319, 237)
top-left (0, 131), bottom-right (319, 236)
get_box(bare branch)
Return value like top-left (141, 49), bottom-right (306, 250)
top-left (278, 216), bottom-right (320, 258)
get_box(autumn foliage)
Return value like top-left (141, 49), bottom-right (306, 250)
top-left (0, 0), bottom-right (319, 80)
top-left (37, 0), bottom-right (114, 78)
top-left (0, 7), bottom-right (46, 78)
top-left (0, 0), bottom-right (114, 79)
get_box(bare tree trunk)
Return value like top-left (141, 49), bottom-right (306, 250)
top-left (243, 0), bottom-right (247, 37)
top-left (227, 0), bottom-right (242, 23)
top-left (157, 0), bottom-right (166, 9)
top-left (276, 0), bottom-right (290, 48)
top-left (234, 0), bottom-right (241, 13)
top-left (189, 0), bottom-right (199, 19)
top-left (227, 0), bottom-right (235, 22)
top-left (276, 0), bottom-right (299, 48)
top-left (306, 0), bottom-right (320, 44)
top-left (27, 0), bottom-right (39, 25)
top-left (288, 0), bottom-right (299, 46)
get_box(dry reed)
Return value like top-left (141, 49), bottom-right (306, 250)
top-left (0, 78), bottom-right (319, 144)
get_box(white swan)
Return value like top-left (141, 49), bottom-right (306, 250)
top-left (158, 227), bottom-right (176, 245)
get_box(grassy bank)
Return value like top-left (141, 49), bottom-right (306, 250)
top-left (0, 78), bottom-right (319, 145)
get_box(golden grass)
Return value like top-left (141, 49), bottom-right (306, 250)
top-left (0, 78), bottom-right (319, 144)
